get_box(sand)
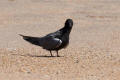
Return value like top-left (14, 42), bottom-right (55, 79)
top-left (0, 0), bottom-right (120, 80)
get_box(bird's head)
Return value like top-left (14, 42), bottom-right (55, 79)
top-left (65, 19), bottom-right (73, 29)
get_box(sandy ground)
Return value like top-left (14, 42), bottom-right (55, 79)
top-left (0, 0), bottom-right (120, 80)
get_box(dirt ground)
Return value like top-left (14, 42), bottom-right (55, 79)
top-left (0, 0), bottom-right (120, 80)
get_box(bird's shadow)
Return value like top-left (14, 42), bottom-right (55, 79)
top-left (11, 54), bottom-right (63, 58)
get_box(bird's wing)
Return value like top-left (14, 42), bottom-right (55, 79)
top-left (39, 36), bottom-right (62, 49)
top-left (19, 34), bottom-right (62, 50)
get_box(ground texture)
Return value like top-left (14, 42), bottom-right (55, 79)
top-left (0, 0), bottom-right (120, 80)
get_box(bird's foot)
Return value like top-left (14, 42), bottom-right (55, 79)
top-left (50, 54), bottom-right (54, 57)
top-left (57, 55), bottom-right (60, 57)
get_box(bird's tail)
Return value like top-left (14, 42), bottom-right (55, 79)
top-left (19, 34), bottom-right (40, 46)
top-left (19, 34), bottom-right (29, 40)
top-left (19, 34), bottom-right (24, 37)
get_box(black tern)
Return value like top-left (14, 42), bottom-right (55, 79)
top-left (19, 19), bottom-right (73, 57)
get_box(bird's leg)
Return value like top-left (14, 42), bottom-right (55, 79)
top-left (56, 50), bottom-right (60, 57)
top-left (50, 50), bottom-right (53, 57)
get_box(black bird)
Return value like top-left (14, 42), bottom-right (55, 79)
top-left (19, 19), bottom-right (73, 57)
